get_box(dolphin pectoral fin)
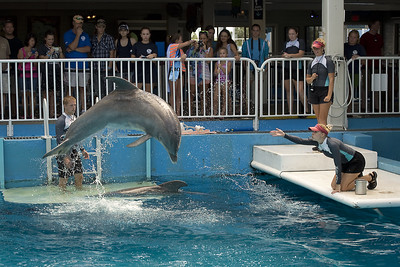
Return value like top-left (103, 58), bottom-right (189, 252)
top-left (105, 76), bottom-right (139, 91)
top-left (42, 140), bottom-right (70, 158)
top-left (169, 153), bottom-right (178, 163)
top-left (158, 180), bottom-right (188, 193)
top-left (126, 134), bottom-right (152, 147)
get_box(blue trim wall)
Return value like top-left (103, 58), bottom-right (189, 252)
top-left (2, 116), bottom-right (400, 137)
top-left (0, 131), bottom-right (341, 188)
top-left (1, 116), bottom-right (400, 188)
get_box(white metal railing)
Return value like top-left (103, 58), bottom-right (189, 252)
top-left (0, 57), bottom-right (258, 122)
top-left (1, 56), bottom-right (399, 128)
top-left (346, 56), bottom-right (400, 115)
top-left (259, 57), bottom-right (313, 117)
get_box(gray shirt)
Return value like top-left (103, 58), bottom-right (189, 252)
top-left (284, 134), bottom-right (356, 184)
top-left (307, 55), bottom-right (335, 87)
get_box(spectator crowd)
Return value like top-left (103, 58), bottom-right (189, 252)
top-left (0, 15), bottom-right (387, 119)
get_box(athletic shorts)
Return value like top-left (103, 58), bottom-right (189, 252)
top-left (308, 86), bottom-right (334, 104)
top-left (1, 74), bottom-right (10, 93)
top-left (341, 151), bottom-right (365, 174)
top-left (57, 148), bottom-right (83, 178)
top-left (284, 68), bottom-right (304, 81)
top-left (64, 70), bottom-right (90, 88)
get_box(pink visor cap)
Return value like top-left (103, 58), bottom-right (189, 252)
top-left (309, 124), bottom-right (329, 135)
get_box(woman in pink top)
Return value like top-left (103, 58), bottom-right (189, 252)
top-left (17, 33), bottom-right (38, 119)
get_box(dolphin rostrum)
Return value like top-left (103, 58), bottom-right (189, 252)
top-left (43, 76), bottom-right (181, 163)
top-left (104, 180), bottom-right (188, 196)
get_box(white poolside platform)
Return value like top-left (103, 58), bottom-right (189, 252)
top-left (251, 144), bottom-right (400, 209)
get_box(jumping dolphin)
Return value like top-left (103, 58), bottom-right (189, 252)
top-left (104, 180), bottom-right (188, 196)
top-left (43, 76), bottom-right (181, 163)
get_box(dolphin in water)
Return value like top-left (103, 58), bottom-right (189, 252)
top-left (43, 76), bottom-right (181, 163)
top-left (104, 180), bottom-right (188, 196)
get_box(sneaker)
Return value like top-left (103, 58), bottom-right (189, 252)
top-left (367, 171), bottom-right (378, 190)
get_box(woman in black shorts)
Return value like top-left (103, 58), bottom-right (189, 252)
top-left (282, 27), bottom-right (308, 114)
top-left (306, 38), bottom-right (335, 125)
top-left (270, 123), bottom-right (378, 194)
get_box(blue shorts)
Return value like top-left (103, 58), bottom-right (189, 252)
top-left (18, 77), bottom-right (38, 93)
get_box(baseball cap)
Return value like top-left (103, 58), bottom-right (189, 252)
top-left (73, 15), bottom-right (84, 23)
top-left (309, 124), bottom-right (330, 135)
top-left (96, 19), bottom-right (106, 26)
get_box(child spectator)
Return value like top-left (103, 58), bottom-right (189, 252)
top-left (166, 33), bottom-right (195, 116)
top-left (213, 47), bottom-right (232, 115)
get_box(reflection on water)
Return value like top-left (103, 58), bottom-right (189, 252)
top-left (1, 174), bottom-right (400, 266)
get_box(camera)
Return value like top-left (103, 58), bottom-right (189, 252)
top-left (198, 40), bottom-right (204, 47)
top-left (53, 47), bottom-right (60, 52)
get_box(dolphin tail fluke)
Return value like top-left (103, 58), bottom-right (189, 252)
top-left (105, 76), bottom-right (139, 91)
top-left (158, 180), bottom-right (188, 192)
top-left (127, 134), bottom-right (152, 147)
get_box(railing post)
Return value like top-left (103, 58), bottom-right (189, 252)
top-left (0, 138), bottom-right (4, 189)
top-left (95, 136), bottom-right (102, 182)
top-left (254, 64), bottom-right (259, 131)
top-left (7, 120), bottom-right (13, 137)
top-left (41, 98), bottom-right (53, 184)
top-left (146, 139), bottom-right (151, 179)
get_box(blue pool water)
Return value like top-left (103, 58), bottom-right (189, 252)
top-left (1, 174), bottom-right (400, 266)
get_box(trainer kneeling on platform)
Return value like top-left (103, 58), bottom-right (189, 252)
top-left (270, 124), bottom-right (378, 194)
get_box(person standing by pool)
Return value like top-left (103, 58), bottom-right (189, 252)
top-left (270, 124), bottom-right (378, 194)
top-left (166, 33), bottom-right (195, 115)
top-left (282, 27), bottom-right (307, 114)
top-left (91, 18), bottom-right (115, 99)
top-left (115, 22), bottom-right (136, 79)
top-left (187, 30), bottom-right (213, 115)
top-left (306, 38), bottom-right (335, 125)
top-left (63, 15), bottom-right (91, 113)
top-left (131, 27), bottom-right (158, 93)
top-left (56, 96), bottom-right (89, 190)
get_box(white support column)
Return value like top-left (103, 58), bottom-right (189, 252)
top-left (322, 0), bottom-right (347, 129)
top-left (250, 0), bottom-right (266, 39)
top-left (203, 0), bottom-right (216, 28)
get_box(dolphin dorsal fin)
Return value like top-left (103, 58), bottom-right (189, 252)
top-left (105, 76), bottom-right (139, 90)
top-left (158, 180), bottom-right (188, 192)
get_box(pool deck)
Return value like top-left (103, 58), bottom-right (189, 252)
top-left (251, 144), bottom-right (400, 209)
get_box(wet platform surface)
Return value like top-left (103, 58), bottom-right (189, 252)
top-left (251, 145), bottom-right (400, 209)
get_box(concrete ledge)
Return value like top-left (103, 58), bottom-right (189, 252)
top-left (378, 156), bottom-right (400, 175)
top-left (343, 133), bottom-right (373, 150)
top-left (253, 144), bottom-right (377, 172)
